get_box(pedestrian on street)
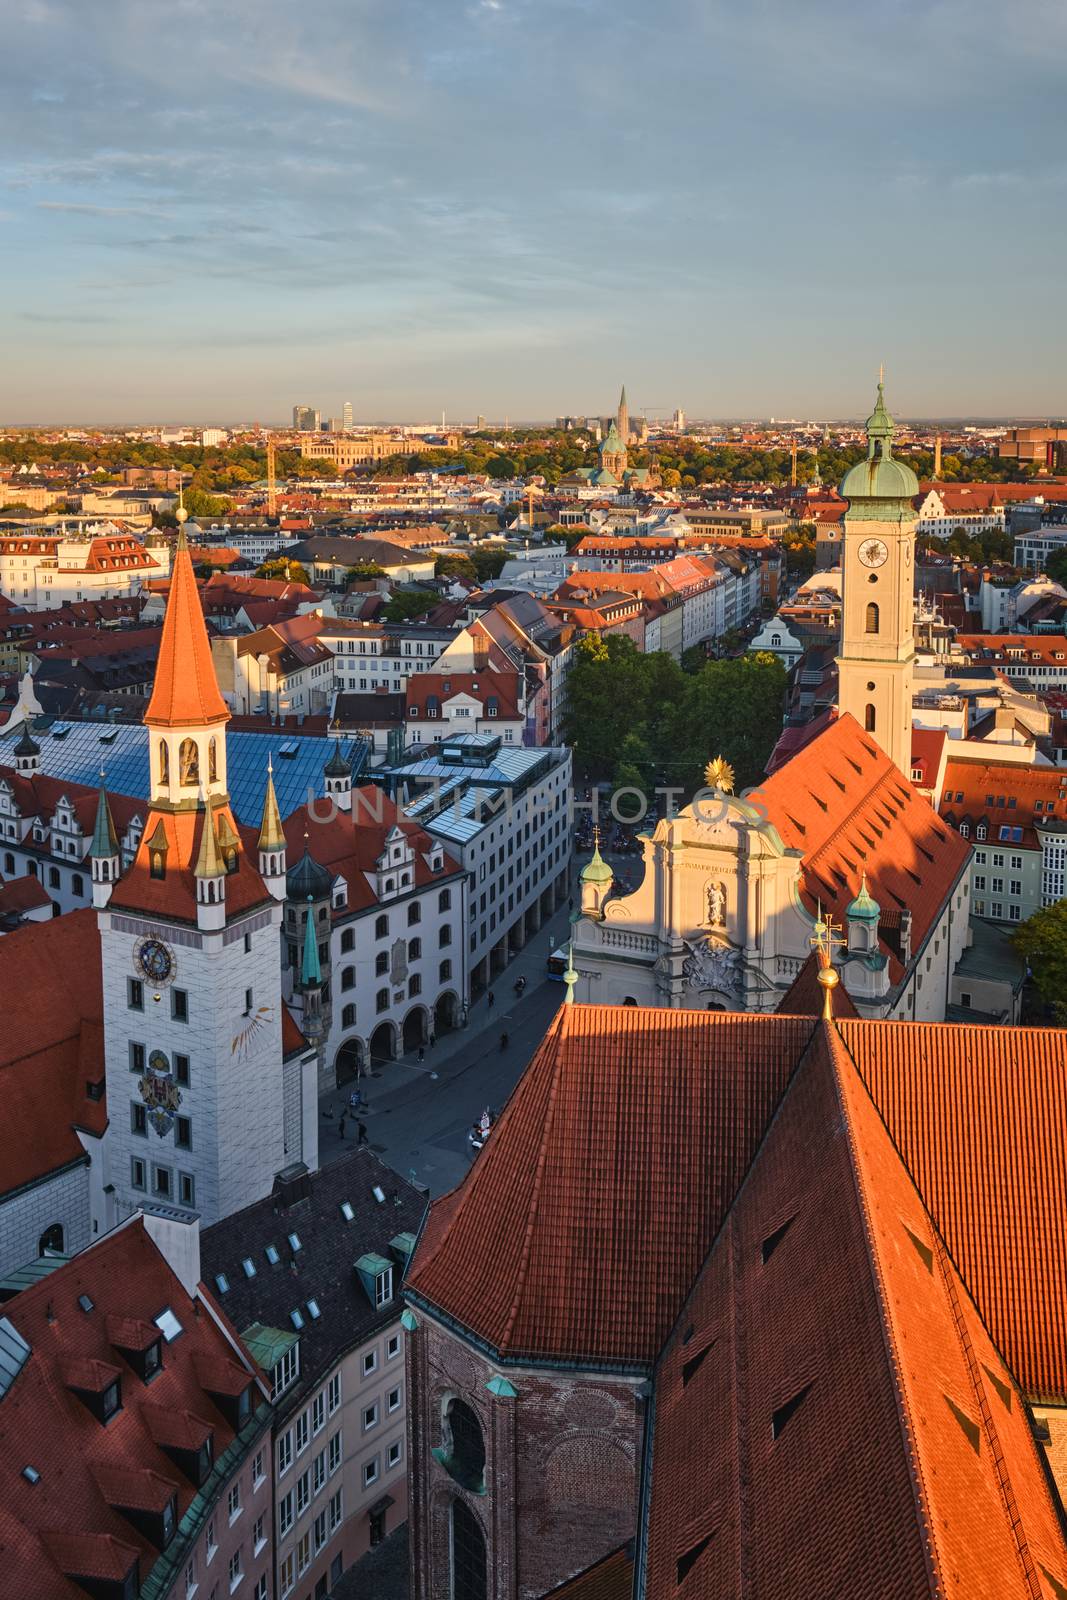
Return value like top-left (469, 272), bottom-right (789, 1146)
top-left (487, 990), bottom-right (495, 1009)
top-left (357, 1121), bottom-right (368, 1146)
top-left (418, 1045), bottom-right (425, 1063)
top-left (429, 1031), bottom-right (436, 1048)
top-left (338, 1114), bottom-right (347, 1140)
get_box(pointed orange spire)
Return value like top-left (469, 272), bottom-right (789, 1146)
top-left (146, 525), bottom-right (229, 729)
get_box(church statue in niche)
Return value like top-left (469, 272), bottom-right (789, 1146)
top-left (706, 881), bottom-right (726, 928)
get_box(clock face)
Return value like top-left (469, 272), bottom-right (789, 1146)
top-left (858, 537), bottom-right (889, 569)
top-left (136, 937), bottom-right (175, 986)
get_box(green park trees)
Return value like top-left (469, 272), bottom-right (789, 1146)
top-left (1014, 901), bottom-right (1067, 1024)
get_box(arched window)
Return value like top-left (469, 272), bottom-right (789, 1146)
top-left (444, 1399), bottom-right (486, 1492)
top-left (341, 966), bottom-right (356, 991)
top-left (376, 988), bottom-right (389, 1013)
top-left (178, 738), bottom-right (199, 785)
top-left (408, 902), bottom-right (421, 926)
top-left (439, 888), bottom-right (451, 913)
top-left (39, 1224), bottom-right (64, 1256)
top-left (342, 1004), bottom-right (357, 1028)
top-left (341, 928), bottom-right (355, 953)
top-left (865, 602), bottom-right (880, 634)
top-left (375, 914), bottom-right (388, 939)
top-left (865, 704), bottom-right (877, 733)
top-left (375, 952), bottom-right (389, 976)
top-left (409, 937), bottom-right (421, 961)
top-left (158, 740), bottom-right (170, 786)
top-left (208, 737), bottom-right (218, 783)
top-left (4, 852), bottom-right (13, 873)
top-left (451, 1499), bottom-right (487, 1600)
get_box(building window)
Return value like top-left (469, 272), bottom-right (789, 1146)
top-left (363, 1457), bottom-right (379, 1489)
top-left (342, 1004), bottom-right (357, 1028)
top-left (387, 1384), bottom-right (401, 1414)
top-left (443, 1399), bottom-right (486, 1492)
top-left (128, 977), bottom-right (144, 1011)
top-left (375, 951), bottom-right (389, 976)
top-left (438, 888), bottom-right (451, 912)
top-left (374, 1267), bottom-right (394, 1308)
top-left (279, 1554), bottom-right (295, 1598)
top-left (341, 966), bottom-right (355, 990)
top-left (278, 1490), bottom-right (294, 1536)
top-left (172, 988), bottom-right (189, 1023)
top-left (179, 1172), bottom-right (195, 1208)
top-left (175, 1054), bottom-right (190, 1087)
top-left (228, 1548), bottom-right (242, 1592)
top-left (387, 1333), bottom-right (401, 1361)
top-left (131, 1102), bottom-right (148, 1137)
top-left (278, 1431), bottom-right (293, 1476)
top-left (176, 1116), bottom-right (192, 1150)
top-left (129, 1040), bottom-right (146, 1073)
top-left (313, 1392), bottom-right (325, 1434)
top-left (362, 1349), bottom-right (378, 1378)
top-left (388, 1439), bottom-right (403, 1468)
top-left (409, 937), bottom-right (421, 960)
top-left (296, 1470), bottom-right (310, 1515)
top-left (153, 1165), bottom-right (172, 1199)
top-left (451, 1498), bottom-right (488, 1600)
top-left (329, 1489), bottom-right (343, 1533)
top-left (341, 928), bottom-right (355, 953)
top-left (363, 1402), bottom-right (379, 1432)
top-left (376, 988), bottom-right (389, 1013)
top-left (375, 914), bottom-right (388, 938)
top-left (296, 1411), bottom-right (309, 1454)
top-left (409, 974), bottom-right (421, 997)
top-left (864, 703), bottom-right (876, 734)
top-left (179, 738), bottom-right (200, 786)
top-left (439, 925), bottom-right (452, 948)
top-left (227, 1483), bottom-right (241, 1523)
top-left (252, 1449), bottom-right (265, 1490)
top-left (272, 1343), bottom-right (300, 1401)
top-left (408, 901), bottom-right (421, 926)
top-left (865, 601), bottom-right (880, 634)
top-left (131, 1156), bottom-right (147, 1191)
top-left (328, 1431), bottom-right (342, 1475)
top-left (314, 1510), bottom-right (327, 1553)
top-left (296, 1533), bottom-right (310, 1576)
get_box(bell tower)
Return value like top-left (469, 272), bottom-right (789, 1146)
top-left (836, 377), bottom-right (918, 775)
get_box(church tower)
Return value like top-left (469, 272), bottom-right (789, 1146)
top-left (97, 516), bottom-right (307, 1233)
top-left (617, 384), bottom-right (630, 446)
top-left (836, 379), bottom-right (918, 775)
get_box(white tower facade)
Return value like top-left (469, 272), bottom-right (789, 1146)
top-left (98, 526), bottom-right (308, 1231)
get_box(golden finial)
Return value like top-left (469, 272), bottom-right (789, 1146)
top-left (810, 904), bottom-right (844, 1022)
top-left (704, 756), bottom-right (735, 793)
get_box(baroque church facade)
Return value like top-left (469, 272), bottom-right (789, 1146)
top-left (571, 384), bottom-right (974, 1020)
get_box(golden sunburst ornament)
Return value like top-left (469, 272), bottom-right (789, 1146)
top-left (704, 756), bottom-right (735, 793)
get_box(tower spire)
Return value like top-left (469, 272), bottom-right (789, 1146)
top-left (145, 517), bottom-right (229, 731)
top-left (91, 767), bottom-right (121, 909)
top-left (257, 755), bottom-right (285, 852)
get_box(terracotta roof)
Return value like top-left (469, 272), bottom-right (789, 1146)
top-left (757, 713), bottom-right (971, 981)
top-left (0, 909), bottom-right (106, 1199)
top-left (940, 758), bottom-right (1067, 851)
top-left (144, 533), bottom-right (229, 729)
top-left (776, 951), bottom-right (859, 1019)
top-left (282, 788), bottom-right (463, 917)
top-left (405, 669), bottom-right (522, 722)
top-left (644, 1019), bottom-right (1067, 1598)
top-left (0, 762), bottom-right (143, 840)
top-left (0, 874), bottom-right (53, 917)
top-left (109, 802), bottom-right (270, 925)
top-left (0, 1219), bottom-right (264, 1600)
top-left (542, 1544), bottom-right (634, 1600)
top-left (408, 1007), bottom-right (816, 1366)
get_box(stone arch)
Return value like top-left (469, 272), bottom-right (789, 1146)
top-left (178, 737), bottom-right (199, 785)
top-left (369, 1020), bottom-right (397, 1065)
top-left (38, 1223), bottom-right (64, 1256)
top-left (865, 703), bottom-right (877, 733)
top-left (451, 1496), bottom-right (487, 1600)
top-left (434, 990), bottom-right (459, 1034)
top-left (335, 1036), bottom-right (365, 1086)
top-left (402, 1005), bottom-right (428, 1052)
top-left (158, 739), bottom-right (170, 786)
top-left (865, 601), bottom-right (880, 634)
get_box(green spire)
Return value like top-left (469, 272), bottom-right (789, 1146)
top-left (846, 871), bottom-right (880, 923)
top-left (562, 941), bottom-right (578, 1004)
top-left (90, 771), bottom-right (119, 860)
top-left (300, 894), bottom-right (322, 987)
top-left (865, 371), bottom-right (895, 458)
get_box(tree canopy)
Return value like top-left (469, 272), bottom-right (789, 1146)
top-left (1014, 900), bottom-right (1067, 1024)
top-left (382, 588), bottom-right (437, 622)
top-left (256, 557), bottom-right (311, 585)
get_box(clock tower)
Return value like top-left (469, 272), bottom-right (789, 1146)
top-left (836, 379), bottom-right (918, 775)
top-left (98, 518), bottom-right (314, 1234)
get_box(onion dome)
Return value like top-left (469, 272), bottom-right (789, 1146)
top-left (14, 721), bottom-right (39, 759)
top-left (580, 829), bottom-right (613, 885)
top-left (286, 844), bottom-right (332, 901)
top-left (840, 379), bottom-right (919, 504)
top-left (324, 742), bottom-right (352, 779)
top-left (846, 872), bottom-right (881, 923)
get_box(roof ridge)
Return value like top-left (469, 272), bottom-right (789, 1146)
top-left (820, 1020), bottom-right (943, 1595)
top-left (931, 1232), bottom-right (1044, 1597)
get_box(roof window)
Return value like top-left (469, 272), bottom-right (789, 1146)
top-left (21, 1465), bottom-right (40, 1485)
top-left (760, 1215), bottom-right (795, 1265)
top-left (340, 1201), bottom-right (355, 1222)
top-left (241, 1258), bottom-right (256, 1279)
top-left (306, 1299), bottom-right (321, 1321)
top-left (771, 1382), bottom-right (813, 1440)
top-left (153, 1307), bottom-right (183, 1343)
top-left (676, 1533), bottom-right (714, 1584)
top-left (288, 1232), bottom-right (302, 1253)
top-left (265, 1244), bottom-right (280, 1265)
top-left (78, 1294), bottom-right (95, 1314)
top-left (214, 1273), bottom-right (230, 1295)
top-left (290, 1308), bottom-right (305, 1331)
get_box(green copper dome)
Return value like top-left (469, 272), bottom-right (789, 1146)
top-left (845, 873), bottom-right (880, 923)
top-left (581, 837), bottom-right (613, 884)
top-left (840, 380), bottom-right (919, 504)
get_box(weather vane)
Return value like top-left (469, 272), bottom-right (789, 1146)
top-left (810, 904), bottom-right (844, 1021)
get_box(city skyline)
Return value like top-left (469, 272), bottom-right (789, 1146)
top-left (2, 0), bottom-right (1066, 422)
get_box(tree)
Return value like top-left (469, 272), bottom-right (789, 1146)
top-left (183, 486), bottom-right (234, 519)
top-left (345, 562), bottom-right (386, 582)
top-left (257, 557), bottom-right (311, 584)
top-left (468, 546), bottom-right (509, 582)
top-left (1014, 901), bottom-right (1067, 1024)
top-left (612, 731), bottom-right (653, 813)
top-left (435, 553), bottom-right (478, 584)
top-left (1045, 550), bottom-right (1067, 588)
top-left (382, 588), bottom-right (437, 622)
top-left (663, 651), bottom-right (787, 794)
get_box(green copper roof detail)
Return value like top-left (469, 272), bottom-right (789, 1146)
top-left (581, 834), bottom-right (613, 884)
top-left (846, 872), bottom-right (880, 923)
top-left (601, 422), bottom-right (624, 456)
top-left (400, 1308), bottom-right (419, 1332)
top-left (90, 779), bottom-right (119, 859)
top-left (241, 1322), bottom-right (299, 1370)
top-left (840, 377), bottom-right (918, 504)
top-left (300, 894), bottom-right (322, 987)
top-left (486, 1374), bottom-right (518, 1398)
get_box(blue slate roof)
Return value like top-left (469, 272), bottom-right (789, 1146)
top-left (0, 719), bottom-right (368, 826)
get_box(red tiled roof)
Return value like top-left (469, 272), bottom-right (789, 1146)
top-left (408, 1007), bottom-right (816, 1366)
top-left (644, 1019), bottom-right (1067, 1598)
top-left (144, 533), bottom-right (229, 729)
top-left (283, 788), bottom-right (463, 917)
top-left (0, 763), bottom-right (143, 839)
top-left (542, 1544), bottom-right (634, 1599)
top-left (109, 802), bottom-right (269, 925)
top-left (940, 758), bottom-right (1067, 850)
top-left (0, 874), bottom-right (53, 915)
top-left (757, 713), bottom-right (971, 981)
top-left (0, 1219), bottom-right (263, 1600)
top-left (405, 669), bottom-right (522, 722)
top-left (0, 909), bottom-right (106, 1199)
top-left (776, 951), bottom-right (859, 1019)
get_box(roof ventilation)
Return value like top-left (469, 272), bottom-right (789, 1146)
top-left (772, 1382), bottom-right (813, 1440)
top-left (761, 1215), bottom-right (796, 1265)
top-left (944, 1394), bottom-right (981, 1455)
top-left (903, 1225), bottom-right (933, 1274)
top-left (676, 1532), bottom-right (714, 1583)
top-left (682, 1341), bottom-right (715, 1388)
top-left (22, 1465), bottom-right (40, 1484)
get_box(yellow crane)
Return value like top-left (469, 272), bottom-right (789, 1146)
top-left (790, 438), bottom-right (798, 489)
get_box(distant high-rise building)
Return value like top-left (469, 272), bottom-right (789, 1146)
top-left (476, 414), bottom-right (487, 431)
top-left (292, 405), bottom-right (320, 432)
top-left (673, 408), bottom-right (686, 431)
top-left (617, 385), bottom-right (630, 445)
top-left (327, 417), bottom-right (344, 433)
top-left (342, 401), bottom-right (353, 431)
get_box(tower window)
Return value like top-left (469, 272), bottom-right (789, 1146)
top-left (178, 738), bottom-right (199, 785)
top-left (865, 601), bottom-right (880, 634)
top-left (865, 704), bottom-right (877, 734)
top-left (208, 736), bottom-right (218, 784)
top-left (158, 741), bottom-right (170, 786)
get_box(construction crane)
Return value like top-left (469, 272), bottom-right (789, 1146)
top-left (266, 436), bottom-right (277, 520)
top-left (790, 439), bottom-right (798, 489)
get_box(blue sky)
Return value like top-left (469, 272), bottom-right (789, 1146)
top-left (2, 0), bottom-right (1065, 423)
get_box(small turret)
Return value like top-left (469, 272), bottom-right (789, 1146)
top-left (580, 827), bottom-right (614, 918)
top-left (841, 872), bottom-right (890, 1006)
top-left (257, 757), bottom-right (287, 898)
top-left (845, 871), bottom-right (880, 954)
top-left (194, 798), bottom-right (226, 930)
top-left (90, 769), bottom-right (120, 909)
top-left (297, 893), bottom-right (324, 1040)
top-left (324, 735), bottom-right (352, 813)
top-left (14, 716), bottom-right (40, 775)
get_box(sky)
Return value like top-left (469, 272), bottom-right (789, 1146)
top-left (1, 0), bottom-right (1066, 424)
